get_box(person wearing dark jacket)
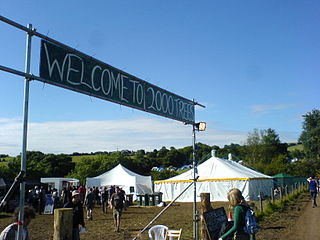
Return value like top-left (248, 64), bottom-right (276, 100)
top-left (84, 188), bottom-right (94, 220)
top-left (307, 175), bottom-right (318, 207)
top-left (109, 187), bottom-right (125, 232)
top-left (64, 190), bottom-right (85, 240)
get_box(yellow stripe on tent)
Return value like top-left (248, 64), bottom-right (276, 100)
top-left (154, 177), bottom-right (271, 184)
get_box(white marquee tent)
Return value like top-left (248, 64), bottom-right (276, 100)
top-left (86, 164), bottom-right (153, 198)
top-left (154, 152), bottom-right (274, 202)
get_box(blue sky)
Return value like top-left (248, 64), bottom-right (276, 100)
top-left (0, 0), bottom-right (319, 157)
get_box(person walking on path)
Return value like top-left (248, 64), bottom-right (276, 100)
top-left (101, 186), bottom-right (108, 213)
top-left (84, 188), bottom-right (94, 220)
top-left (64, 190), bottom-right (85, 240)
top-left (109, 187), bottom-right (126, 232)
top-left (218, 188), bottom-right (255, 240)
top-left (307, 175), bottom-right (318, 207)
top-left (0, 206), bottom-right (36, 240)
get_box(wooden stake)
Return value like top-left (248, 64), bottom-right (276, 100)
top-left (200, 193), bottom-right (213, 240)
top-left (53, 208), bottom-right (73, 240)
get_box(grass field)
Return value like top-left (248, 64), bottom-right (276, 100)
top-left (0, 157), bottom-right (14, 166)
top-left (287, 144), bottom-right (303, 152)
top-left (71, 154), bottom-right (101, 163)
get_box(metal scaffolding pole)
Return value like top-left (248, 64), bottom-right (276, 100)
top-left (192, 123), bottom-right (198, 240)
top-left (16, 23), bottom-right (33, 240)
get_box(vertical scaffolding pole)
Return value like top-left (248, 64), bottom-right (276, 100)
top-left (17, 23), bottom-right (33, 240)
top-left (192, 123), bottom-right (198, 240)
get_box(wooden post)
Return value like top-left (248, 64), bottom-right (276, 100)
top-left (53, 208), bottom-right (73, 240)
top-left (259, 192), bottom-right (263, 212)
top-left (271, 187), bottom-right (274, 202)
top-left (200, 193), bottom-right (213, 240)
top-left (285, 185), bottom-right (288, 196)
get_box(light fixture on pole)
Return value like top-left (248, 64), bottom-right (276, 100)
top-left (195, 121), bottom-right (207, 131)
top-left (192, 121), bottom-right (206, 240)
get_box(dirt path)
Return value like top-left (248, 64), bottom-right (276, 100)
top-left (282, 197), bottom-right (319, 240)
top-left (256, 193), bottom-right (320, 240)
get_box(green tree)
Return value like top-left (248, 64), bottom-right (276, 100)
top-left (165, 147), bottom-right (186, 167)
top-left (38, 154), bottom-right (75, 177)
top-left (261, 128), bottom-right (281, 145)
top-left (289, 149), bottom-right (305, 160)
top-left (244, 128), bottom-right (287, 170)
top-left (299, 109), bottom-right (320, 159)
top-left (288, 159), bottom-right (320, 177)
top-left (263, 154), bottom-right (289, 175)
top-left (69, 157), bottom-right (105, 184)
top-left (146, 149), bottom-right (158, 158)
top-left (246, 128), bottom-right (262, 145)
top-left (151, 169), bottom-right (180, 180)
top-left (0, 164), bottom-right (15, 179)
top-left (157, 147), bottom-right (169, 158)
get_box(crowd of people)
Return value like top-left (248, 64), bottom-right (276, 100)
top-left (65, 185), bottom-right (126, 240)
top-left (2, 177), bottom-right (315, 240)
top-left (1, 185), bottom-right (127, 240)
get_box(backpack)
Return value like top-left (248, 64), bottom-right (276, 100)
top-left (243, 208), bottom-right (260, 235)
top-left (309, 179), bottom-right (317, 191)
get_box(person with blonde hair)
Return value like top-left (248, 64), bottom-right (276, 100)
top-left (219, 188), bottom-right (254, 240)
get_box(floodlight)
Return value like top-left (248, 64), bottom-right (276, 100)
top-left (195, 122), bottom-right (206, 131)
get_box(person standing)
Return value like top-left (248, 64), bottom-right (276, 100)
top-left (64, 191), bottom-right (85, 240)
top-left (38, 186), bottom-right (46, 214)
top-left (78, 185), bottom-right (86, 203)
top-left (101, 187), bottom-right (108, 213)
top-left (84, 188), bottom-right (94, 220)
top-left (0, 206), bottom-right (36, 240)
top-left (109, 187), bottom-right (125, 232)
top-left (107, 185), bottom-right (115, 201)
top-left (61, 187), bottom-right (69, 205)
top-left (307, 175), bottom-right (318, 207)
top-left (218, 188), bottom-right (255, 240)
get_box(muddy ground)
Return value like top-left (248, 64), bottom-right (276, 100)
top-left (0, 193), bottom-right (314, 240)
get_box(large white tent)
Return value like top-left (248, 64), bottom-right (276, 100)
top-left (86, 164), bottom-right (153, 198)
top-left (154, 152), bottom-right (273, 202)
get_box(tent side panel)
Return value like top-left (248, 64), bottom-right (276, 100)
top-left (155, 179), bottom-right (274, 202)
top-left (86, 178), bottom-right (100, 188)
top-left (247, 179), bottom-right (274, 200)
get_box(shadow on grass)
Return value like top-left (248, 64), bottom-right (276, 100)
top-left (263, 226), bottom-right (286, 230)
top-left (0, 214), bottom-right (11, 219)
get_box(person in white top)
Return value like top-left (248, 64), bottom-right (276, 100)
top-left (0, 206), bottom-right (36, 240)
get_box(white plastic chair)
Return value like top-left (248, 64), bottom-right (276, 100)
top-left (148, 225), bottom-right (168, 240)
top-left (166, 229), bottom-right (182, 240)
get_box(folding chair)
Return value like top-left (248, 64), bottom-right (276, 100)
top-left (148, 225), bottom-right (168, 240)
top-left (166, 229), bottom-right (182, 240)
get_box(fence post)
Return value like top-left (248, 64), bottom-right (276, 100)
top-left (271, 187), bottom-right (274, 202)
top-left (259, 192), bottom-right (263, 212)
top-left (53, 208), bottom-right (73, 240)
top-left (200, 193), bottom-right (213, 240)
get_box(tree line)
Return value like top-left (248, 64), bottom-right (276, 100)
top-left (0, 109), bottom-right (319, 185)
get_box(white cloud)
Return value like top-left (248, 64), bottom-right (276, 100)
top-left (249, 104), bottom-right (287, 113)
top-left (249, 104), bottom-right (300, 115)
top-left (0, 117), bottom-right (254, 156)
